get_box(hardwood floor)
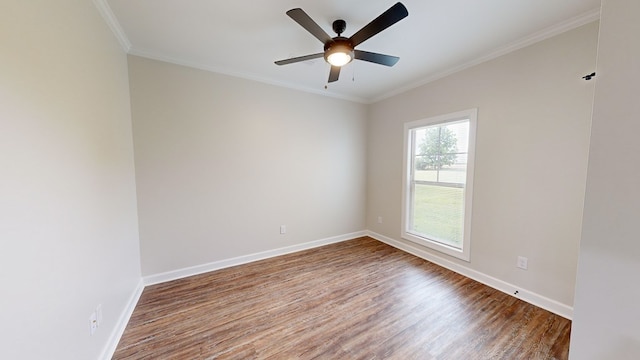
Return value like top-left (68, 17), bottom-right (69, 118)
top-left (113, 237), bottom-right (571, 359)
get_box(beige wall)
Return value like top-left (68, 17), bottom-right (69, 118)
top-left (0, 0), bottom-right (141, 359)
top-left (367, 22), bottom-right (599, 310)
top-left (570, 0), bottom-right (640, 358)
top-left (0, 2), bottom-right (613, 357)
top-left (128, 56), bottom-right (367, 276)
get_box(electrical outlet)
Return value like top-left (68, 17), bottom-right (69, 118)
top-left (280, 225), bottom-right (286, 234)
top-left (89, 312), bottom-right (98, 336)
top-left (377, 216), bottom-right (383, 224)
top-left (517, 256), bottom-right (528, 270)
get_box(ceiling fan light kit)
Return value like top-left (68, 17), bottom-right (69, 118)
top-left (275, 2), bottom-right (409, 83)
top-left (325, 39), bottom-right (354, 67)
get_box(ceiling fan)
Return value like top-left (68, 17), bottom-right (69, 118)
top-left (275, 2), bottom-right (409, 83)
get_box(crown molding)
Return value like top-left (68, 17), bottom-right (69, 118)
top-left (92, 0), bottom-right (131, 52)
top-left (90, 2), bottom-right (600, 105)
top-left (128, 48), bottom-right (368, 104)
top-left (370, 7), bottom-right (602, 104)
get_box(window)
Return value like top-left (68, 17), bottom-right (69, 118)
top-left (402, 109), bottom-right (477, 261)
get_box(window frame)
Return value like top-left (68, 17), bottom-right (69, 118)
top-left (401, 108), bottom-right (478, 261)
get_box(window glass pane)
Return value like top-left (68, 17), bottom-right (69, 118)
top-left (447, 122), bottom-right (469, 154)
top-left (414, 168), bottom-right (438, 182)
top-left (410, 184), bottom-right (465, 248)
top-left (408, 120), bottom-right (470, 249)
top-left (413, 121), bottom-right (469, 185)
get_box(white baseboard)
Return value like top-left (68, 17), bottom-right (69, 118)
top-left (101, 229), bottom-right (571, 360)
top-left (100, 279), bottom-right (145, 360)
top-left (99, 232), bottom-right (365, 359)
top-left (366, 230), bottom-right (573, 320)
top-left (143, 231), bottom-right (367, 286)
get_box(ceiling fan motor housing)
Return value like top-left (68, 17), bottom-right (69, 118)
top-left (324, 20), bottom-right (354, 66)
top-left (332, 19), bottom-right (347, 35)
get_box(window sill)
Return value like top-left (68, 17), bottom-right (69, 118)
top-left (401, 231), bottom-right (470, 262)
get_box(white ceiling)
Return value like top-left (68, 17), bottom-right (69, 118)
top-left (101, 0), bottom-right (600, 103)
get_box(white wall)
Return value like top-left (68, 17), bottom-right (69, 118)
top-left (570, 0), bottom-right (640, 358)
top-left (367, 22), bottom-right (599, 312)
top-left (0, 1), bottom-right (141, 359)
top-left (128, 56), bottom-right (367, 276)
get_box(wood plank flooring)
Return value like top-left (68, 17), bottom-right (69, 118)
top-left (113, 237), bottom-right (571, 359)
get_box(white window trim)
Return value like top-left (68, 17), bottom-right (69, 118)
top-left (401, 108), bottom-right (478, 262)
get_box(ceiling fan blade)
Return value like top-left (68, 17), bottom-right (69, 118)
top-left (275, 53), bottom-right (324, 65)
top-left (349, 2), bottom-right (408, 47)
top-left (328, 65), bottom-right (341, 83)
top-left (286, 8), bottom-right (333, 44)
top-left (354, 50), bottom-right (399, 66)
